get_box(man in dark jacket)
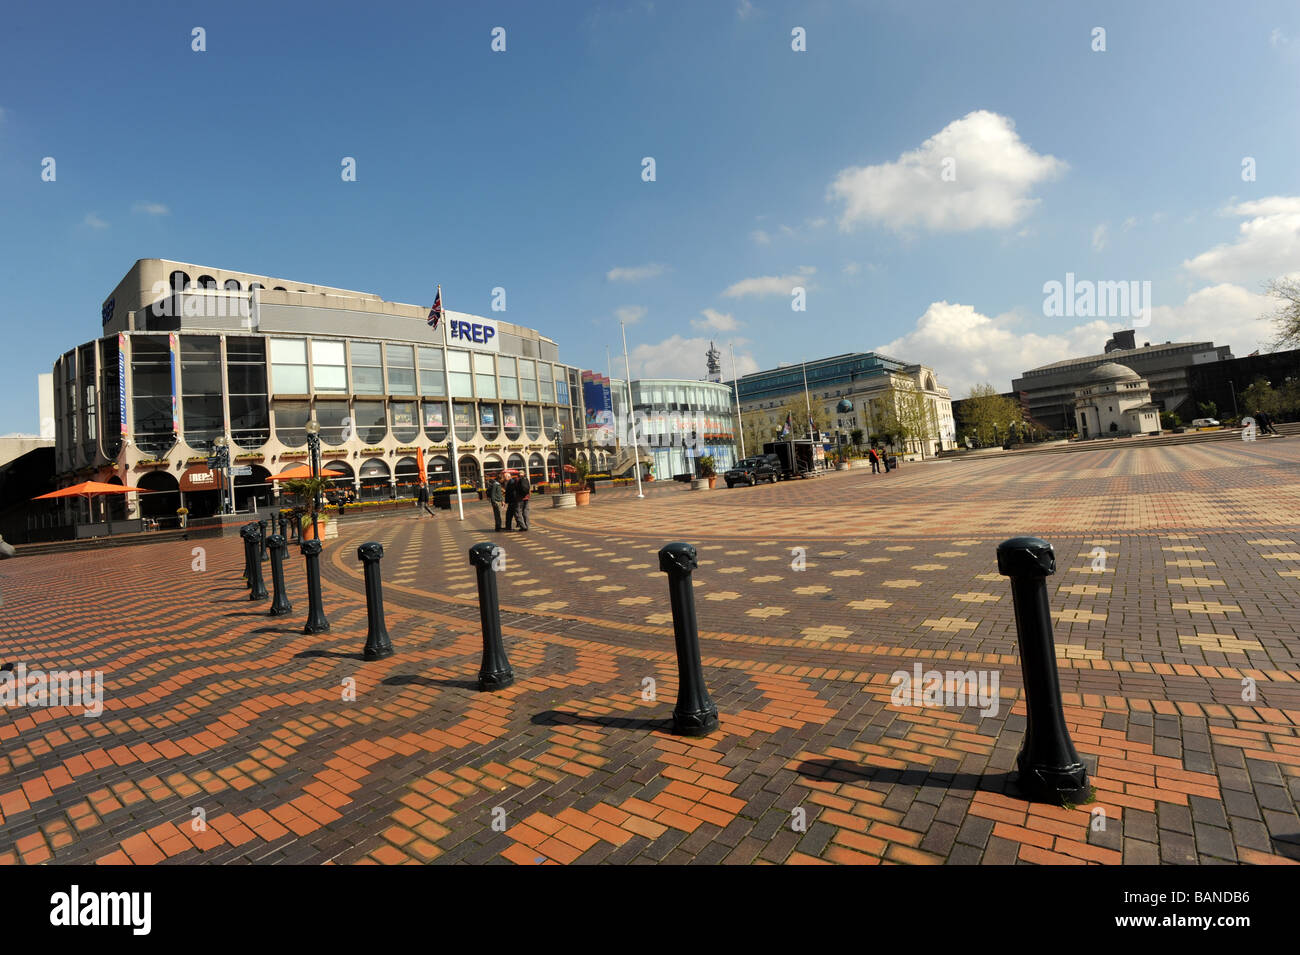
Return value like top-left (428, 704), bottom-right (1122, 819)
top-left (416, 482), bottom-right (434, 517)
top-left (517, 473), bottom-right (531, 531)
top-left (489, 475), bottom-right (505, 531)
top-left (504, 475), bottom-right (520, 531)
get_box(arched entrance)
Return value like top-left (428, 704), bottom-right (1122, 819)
top-left (457, 454), bottom-right (480, 488)
top-left (547, 451), bottom-right (560, 482)
top-left (482, 454), bottom-right (505, 484)
top-left (359, 458), bottom-right (391, 500)
top-left (427, 455), bottom-right (451, 486)
top-left (525, 453), bottom-right (543, 484)
top-left (323, 460), bottom-right (355, 504)
top-left (234, 464), bottom-right (271, 513)
top-left (137, 470), bottom-right (181, 522)
top-left (394, 456), bottom-right (421, 499)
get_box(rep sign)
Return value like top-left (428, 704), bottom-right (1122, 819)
top-left (447, 318), bottom-right (498, 352)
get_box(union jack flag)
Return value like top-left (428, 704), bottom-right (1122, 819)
top-left (779, 414), bottom-right (792, 438)
top-left (427, 286), bottom-right (443, 329)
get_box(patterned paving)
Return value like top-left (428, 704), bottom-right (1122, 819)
top-left (1, 440), bottom-right (1298, 865)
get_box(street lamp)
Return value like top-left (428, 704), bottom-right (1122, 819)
top-left (212, 435), bottom-right (231, 515)
top-left (554, 424), bottom-right (565, 494)
top-left (305, 418), bottom-right (322, 542)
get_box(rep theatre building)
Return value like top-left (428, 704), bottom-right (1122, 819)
top-left (51, 259), bottom-right (584, 523)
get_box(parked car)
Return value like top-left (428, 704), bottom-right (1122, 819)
top-left (725, 454), bottom-right (781, 487)
top-left (1191, 418), bottom-right (1221, 428)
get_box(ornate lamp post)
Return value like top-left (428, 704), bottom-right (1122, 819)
top-left (212, 435), bottom-right (232, 514)
top-left (554, 424), bottom-right (565, 494)
top-left (305, 417), bottom-right (322, 542)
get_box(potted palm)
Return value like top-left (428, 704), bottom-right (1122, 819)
top-left (284, 476), bottom-right (336, 540)
top-left (573, 459), bottom-right (592, 505)
top-left (699, 455), bottom-right (717, 489)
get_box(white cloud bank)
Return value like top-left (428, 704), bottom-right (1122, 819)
top-left (1182, 196), bottom-right (1300, 284)
top-left (828, 110), bottom-right (1066, 232)
top-left (722, 266), bottom-right (814, 298)
top-left (607, 264), bottom-right (666, 282)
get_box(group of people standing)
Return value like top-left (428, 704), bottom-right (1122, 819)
top-left (489, 472), bottom-right (531, 531)
top-left (867, 447), bottom-right (894, 474)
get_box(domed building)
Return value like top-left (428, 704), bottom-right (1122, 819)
top-left (1073, 362), bottom-right (1161, 437)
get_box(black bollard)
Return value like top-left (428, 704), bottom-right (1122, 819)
top-left (246, 525), bottom-right (269, 601)
top-left (267, 533), bottom-right (293, 616)
top-left (258, 519), bottom-right (269, 562)
top-left (658, 542), bottom-right (719, 736)
top-left (239, 522), bottom-right (257, 586)
top-left (357, 542), bottom-right (394, 660)
top-left (997, 536), bottom-right (1090, 803)
top-left (300, 538), bottom-right (330, 634)
top-left (468, 542), bottom-right (513, 690)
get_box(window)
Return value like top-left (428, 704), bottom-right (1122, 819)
top-left (474, 353), bottom-right (497, 399)
top-left (538, 364), bottom-right (554, 403)
top-left (181, 336), bottom-right (223, 450)
top-left (502, 404), bottom-right (522, 440)
top-left (270, 338), bottom-right (308, 394)
top-left (447, 350), bottom-right (473, 396)
top-left (418, 347), bottom-right (446, 396)
top-left (275, 400), bottom-right (311, 448)
top-left (223, 278), bottom-right (241, 291)
top-left (386, 344), bottom-right (416, 395)
top-left (352, 400), bottom-right (387, 444)
top-left (316, 402), bottom-right (352, 445)
top-left (518, 359), bottom-right (537, 401)
top-left (390, 400), bottom-right (419, 441)
top-left (453, 401), bottom-right (475, 441)
top-left (227, 337), bottom-right (268, 449)
top-left (311, 340), bottom-right (348, 393)
top-left (479, 403), bottom-right (499, 440)
top-left (351, 342), bottom-right (384, 394)
top-left (130, 336), bottom-right (174, 457)
top-left (524, 405), bottom-right (541, 440)
top-left (498, 356), bottom-right (518, 400)
top-left (556, 375), bottom-right (570, 406)
top-left (422, 400), bottom-right (448, 441)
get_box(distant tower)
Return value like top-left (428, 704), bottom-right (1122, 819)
top-left (705, 341), bottom-right (722, 382)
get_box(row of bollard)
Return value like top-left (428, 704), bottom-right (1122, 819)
top-left (237, 522), bottom-right (1088, 804)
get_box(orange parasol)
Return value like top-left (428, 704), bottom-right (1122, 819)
top-left (270, 465), bottom-right (344, 481)
top-left (33, 481), bottom-right (146, 501)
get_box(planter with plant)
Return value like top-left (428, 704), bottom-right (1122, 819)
top-left (573, 459), bottom-right (592, 505)
top-left (176, 506), bottom-right (189, 528)
top-left (284, 476), bottom-right (336, 540)
top-left (698, 455), bottom-right (717, 489)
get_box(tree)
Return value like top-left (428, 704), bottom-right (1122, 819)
top-left (1197, 400), bottom-right (1218, 420)
top-left (1264, 276), bottom-right (1300, 351)
top-left (772, 396), bottom-right (831, 439)
top-left (894, 385), bottom-right (938, 456)
top-left (849, 427), bottom-right (864, 450)
top-left (958, 384), bottom-right (1023, 447)
top-left (1241, 377), bottom-right (1280, 417)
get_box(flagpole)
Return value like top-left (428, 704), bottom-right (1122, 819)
top-left (620, 321), bottom-right (644, 499)
top-left (437, 285), bottom-right (465, 522)
top-left (730, 343), bottom-right (745, 459)
top-left (802, 359), bottom-right (814, 437)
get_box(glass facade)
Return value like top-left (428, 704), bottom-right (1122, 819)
top-left (628, 378), bottom-right (739, 479)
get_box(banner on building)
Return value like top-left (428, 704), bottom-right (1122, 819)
top-left (168, 333), bottom-right (179, 434)
top-left (581, 371), bottom-right (614, 443)
top-left (117, 333), bottom-right (127, 436)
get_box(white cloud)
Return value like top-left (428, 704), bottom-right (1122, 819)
top-left (842, 262), bottom-right (861, 275)
top-left (606, 263), bottom-right (666, 282)
top-left (132, 201), bottom-right (170, 216)
top-left (1121, 216), bottom-right (1138, 232)
top-left (828, 110), bottom-right (1066, 233)
top-left (1182, 196), bottom-right (1300, 283)
top-left (722, 265), bottom-right (814, 298)
top-left (751, 229), bottom-right (771, 245)
top-left (614, 305), bottom-right (647, 325)
top-left (1271, 27), bottom-right (1289, 47)
top-left (629, 335), bottom-right (758, 379)
top-left (876, 284), bottom-right (1277, 398)
top-left (82, 213), bottom-right (108, 230)
top-left (1092, 223), bottom-right (1108, 251)
top-left (737, 0), bottom-right (756, 20)
top-left (692, 308), bottom-right (739, 332)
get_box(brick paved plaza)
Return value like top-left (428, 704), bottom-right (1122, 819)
top-left (2, 440), bottom-right (1299, 866)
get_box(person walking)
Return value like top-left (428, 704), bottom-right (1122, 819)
top-left (504, 474), bottom-right (520, 531)
top-left (489, 475), bottom-right (505, 531)
top-left (416, 481), bottom-right (434, 517)
top-left (517, 471), bottom-right (531, 531)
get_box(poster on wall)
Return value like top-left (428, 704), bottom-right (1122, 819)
top-left (481, 407), bottom-right (496, 427)
top-left (423, 404), bottom-right (446, 428)
top-left (503, 408), bottom-right (518, 429)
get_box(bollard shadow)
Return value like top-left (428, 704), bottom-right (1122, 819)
top-left (1271, 835), bottom-right (1300, 862)
top-left (794, 757), bottom-right (1017, 796)
top-left (294, 649), bottom-right (368, 661)
top-left (531, 708), bottom-right (670, 733)
top-left (382, 674), bottom-right (480, 691)
top-left (223, 609), bottom-right (272, 617)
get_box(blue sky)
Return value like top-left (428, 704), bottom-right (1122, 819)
top-left (2, 0), bottom-right (1299, 434)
